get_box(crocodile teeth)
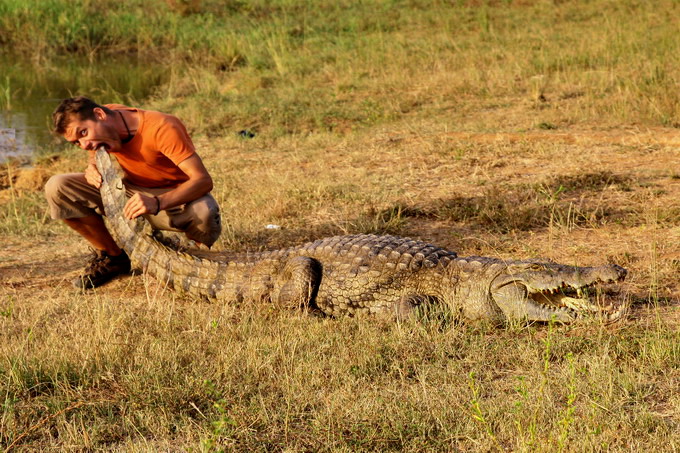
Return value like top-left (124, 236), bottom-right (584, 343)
top-left (562, 296), bottom-right (598, 312)
top-left (605, 304), bottom-right (628, 323)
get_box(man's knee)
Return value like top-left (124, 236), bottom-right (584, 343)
top-left (183, 197), bottom-right (221, 247)
top-left (196, 201), bottom-right (222, 246)
top-left (44, 173), bottom-right (71, 202)
top-left (195, 200), bottom-right (220, 225)
top-left (44, 173), bottom-right (102, 220)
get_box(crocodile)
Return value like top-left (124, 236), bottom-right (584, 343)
top-left (95, 148), bottom-right (627, 323)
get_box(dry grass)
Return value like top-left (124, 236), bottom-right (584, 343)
top-left (1, 1), bottom-right (679, 450)
top-left (1, 126), bottom-right (679, 451)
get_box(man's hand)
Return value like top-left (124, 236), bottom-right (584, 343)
top-left (124, 193), bottom-right (161, 219)
top-left (85, 164), bottom-right (102, 188)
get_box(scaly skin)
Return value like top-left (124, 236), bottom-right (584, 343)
top-left (96, 148), bottom-right (627, 322)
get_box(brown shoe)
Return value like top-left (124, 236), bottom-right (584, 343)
top-left (72, 249), bottom-right (131, 289)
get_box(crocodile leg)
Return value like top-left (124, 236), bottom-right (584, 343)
top-left (392, 295), bottom-right (440, 320)
top-left (271, 256), bottom-right (322, 310)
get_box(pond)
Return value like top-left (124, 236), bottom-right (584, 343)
top-left (0, 53), bottom-right (169, 163)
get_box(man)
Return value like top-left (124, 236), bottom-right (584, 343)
top-left (46, 96), bottom-right (221, 289)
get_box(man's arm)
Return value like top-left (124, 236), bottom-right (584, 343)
top-left (122, 154), bottom-right (213, 220)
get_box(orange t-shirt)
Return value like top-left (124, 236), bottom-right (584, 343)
top-left (102, 104), bottom-right (196, 188)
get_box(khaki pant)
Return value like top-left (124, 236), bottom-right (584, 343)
top-left (45, 173), bottom-right (222, 247)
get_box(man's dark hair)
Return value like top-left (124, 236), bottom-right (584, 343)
top-left (52, 96), bottom-right (112, 135)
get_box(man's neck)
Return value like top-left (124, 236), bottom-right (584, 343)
top-left (117, 109), bottom-right (139, 143)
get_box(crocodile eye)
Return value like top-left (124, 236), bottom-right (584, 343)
top-left (530, 264), bottom-right (542, 270)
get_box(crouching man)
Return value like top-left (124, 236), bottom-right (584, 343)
top-left (45, 96), bottom-right (221, 289)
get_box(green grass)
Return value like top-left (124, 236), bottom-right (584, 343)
top-left (0, 76), bottom-right (10, 110)
top-left (1, 0), bottom-right (680, 134)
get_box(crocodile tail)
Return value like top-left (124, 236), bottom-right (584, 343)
top-left (95, 148), bottom-right (145, 252)
top-left (95, 148), bottom-right (221, 296)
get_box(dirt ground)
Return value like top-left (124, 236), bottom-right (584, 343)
top-left (2, 126), bottom-right (678, 326)
top-left (1, 125), bottom-right (678, 452)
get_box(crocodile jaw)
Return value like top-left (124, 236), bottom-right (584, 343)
top-left (490, 263), bottom-right (628, 323)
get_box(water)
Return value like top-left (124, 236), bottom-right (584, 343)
top-left (0, 53), bottom-right (169, 163)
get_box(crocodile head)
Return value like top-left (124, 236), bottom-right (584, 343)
top-left (488, 260), bottom-right (628, 323)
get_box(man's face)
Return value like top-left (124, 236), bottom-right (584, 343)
top-left (62, 108), bottom-right (122, 153)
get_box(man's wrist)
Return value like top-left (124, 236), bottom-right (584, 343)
top-left (152, 196), bottom-right (161, 215)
